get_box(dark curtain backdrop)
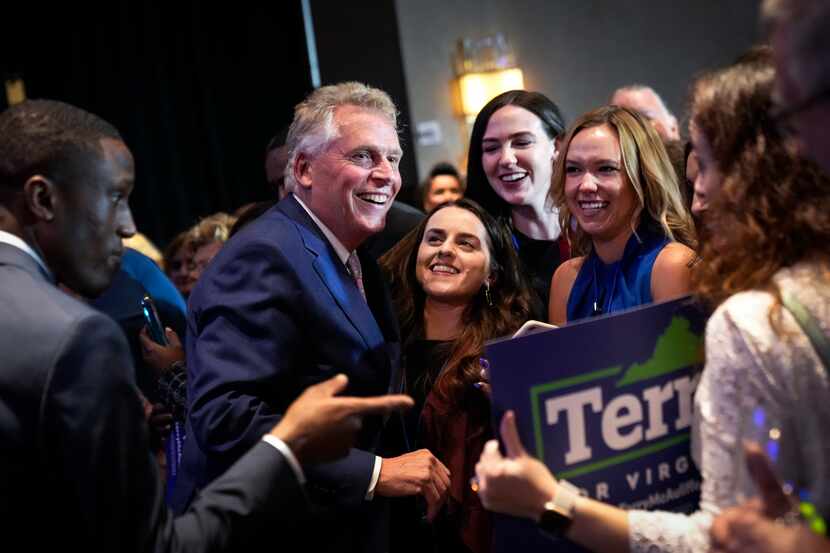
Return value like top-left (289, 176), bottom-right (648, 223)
top-left (2, 1), bottom-right (312, 248)
top-left (2, 1), bottom-right (421, 247)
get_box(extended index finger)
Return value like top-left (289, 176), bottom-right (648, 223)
top-left (336, 394), bottom-right (414, 415)
top-left (306, 374), bottom-right (350, 398)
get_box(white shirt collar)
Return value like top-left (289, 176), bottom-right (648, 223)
top-left (0, 229), bottom-right (53, 278)
top-left (292, 193), bottom-right (352, 265)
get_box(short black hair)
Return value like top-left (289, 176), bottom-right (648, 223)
top-left (428, 161), bottom-right (461, 180)
top-left (422, 161), bottom-right (465, 208)
top-left (0, 99), bottom-right (122, 194)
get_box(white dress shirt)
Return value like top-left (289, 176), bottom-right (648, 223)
top-left (0, 229), bottom-right (53, 278)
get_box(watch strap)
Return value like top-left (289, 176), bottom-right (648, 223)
top-left (548, 478), bottom-right (580, 517)
top-left (538, 479), bottom-right (581, 537)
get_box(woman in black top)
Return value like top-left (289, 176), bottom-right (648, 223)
top-left (381, 199), bottom-right (532, 553)
top-left (465, 90), bottom-right (569, 320)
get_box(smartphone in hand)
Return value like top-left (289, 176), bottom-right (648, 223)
top-left (141, 294), bottom-right (169, 345)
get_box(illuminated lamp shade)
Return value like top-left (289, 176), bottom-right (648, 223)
top-left (5, 77), bottom-right (27, 106)
top-left (458, 68), bottom-right (524, 117)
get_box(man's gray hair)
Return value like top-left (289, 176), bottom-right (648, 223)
top-left (283, 82), bottom-right (398, 193)
top-left (611, 84), bottom-right (675, 119)
top-left (762, 0), bottom-right (830, 95)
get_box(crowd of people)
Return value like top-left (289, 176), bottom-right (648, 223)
top-left (2, 0), bottom-right (830, 552)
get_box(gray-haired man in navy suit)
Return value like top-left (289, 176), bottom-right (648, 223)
top-left (176, 82), bottom-right (450, 552)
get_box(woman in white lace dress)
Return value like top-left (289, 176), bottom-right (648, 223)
top-left (474, 47), bottom-right (830, 553)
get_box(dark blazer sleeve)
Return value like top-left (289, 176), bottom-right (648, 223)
top-left (43, 312), bottom-right (305, 552)
top-left (186, 238), bottom-right (375, 508)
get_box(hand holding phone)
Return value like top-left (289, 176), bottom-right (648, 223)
top-left (141, 294), bottom-right (169, 346)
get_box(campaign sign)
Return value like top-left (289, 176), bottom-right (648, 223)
top-left (486, 296), bottom-right (705, 552)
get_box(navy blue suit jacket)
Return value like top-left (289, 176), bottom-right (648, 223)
top-left (174, 196), bottom-right (403, 551)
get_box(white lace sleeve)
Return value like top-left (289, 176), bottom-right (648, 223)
top-left (628, 300), bottom-right (764, 553)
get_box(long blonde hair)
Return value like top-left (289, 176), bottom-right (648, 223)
top-left (551, 105), bottom-right (696, 256)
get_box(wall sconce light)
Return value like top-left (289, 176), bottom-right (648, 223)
top-left (455, 34), bottom-right (524, 122)
top-left (458, 68), bottom-right (524, 118)
top-left (4, 76), bottom-right (27, 106)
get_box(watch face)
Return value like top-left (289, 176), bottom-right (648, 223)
top-left (538, 506), bottom-right (572, 537)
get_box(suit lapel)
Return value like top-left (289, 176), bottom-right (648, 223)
top-left (278, 197), bottom-right (385, 350)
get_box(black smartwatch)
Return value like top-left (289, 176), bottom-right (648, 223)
top-left (537, 480), bottom-right (580, 537)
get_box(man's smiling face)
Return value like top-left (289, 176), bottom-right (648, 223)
top-left (297, 105), bottom-right (402, 251)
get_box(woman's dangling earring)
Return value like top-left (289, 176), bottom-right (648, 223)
top-left (485, 281), bottom-right (493, 307)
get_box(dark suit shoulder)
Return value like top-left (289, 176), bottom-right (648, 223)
top-left (389, 200), bottom-right (425, 222)
top-left (0, 262), bottom-right (135, 434)
top-left (187, 210), bottom-right (310, 313)
top-left (0, 257), bottom-right (142, 548)
top-left (362, 201), bottom-right (424, 260)
top-left (0, 261), bottom-right (127, 377)
top-left (206, 205), bottom-right (309, 269)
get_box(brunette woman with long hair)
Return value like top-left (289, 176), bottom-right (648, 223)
top-left (689, 45), bottom-right (830, 517)
top-left (381, 198), bottom-right (532, 553)
top-left (465, 90), bottom-right (569, 319)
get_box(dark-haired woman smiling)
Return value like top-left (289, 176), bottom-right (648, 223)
top-left (465, 90), bottom-right (569, 318)
top-left (381, 198), bottom-right (532, 553)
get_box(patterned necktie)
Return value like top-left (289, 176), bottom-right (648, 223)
top-left (346, 251), bottom-right (366, 301)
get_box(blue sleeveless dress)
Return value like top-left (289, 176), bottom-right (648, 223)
top-left (566, 219), bottom-right (670, 322)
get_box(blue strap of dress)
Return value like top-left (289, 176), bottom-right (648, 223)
top-left (566, 220), bottom-right (669, 322)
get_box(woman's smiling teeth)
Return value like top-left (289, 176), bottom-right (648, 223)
top-left (579, 200), bottom-right (609, 211)
top-left (430, 263), bottom-right (459, 274)
top-left (356, 192), bottom-right (389, 205)
top-left (500, 171), bottom-right (527, 183)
